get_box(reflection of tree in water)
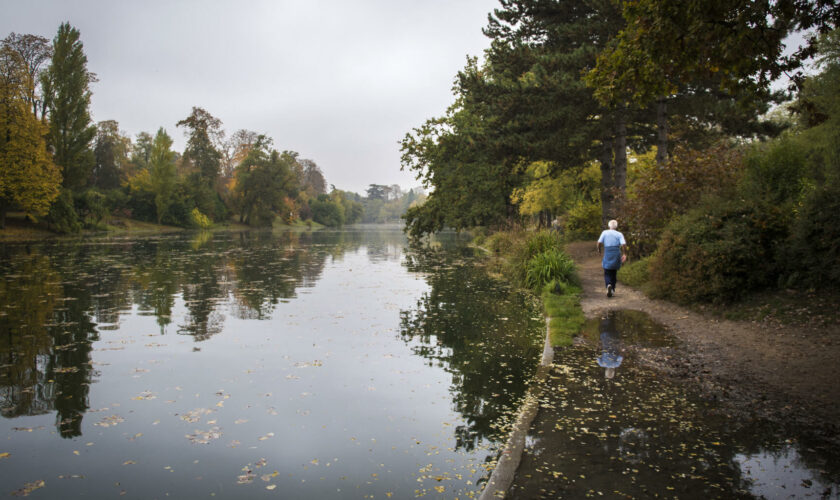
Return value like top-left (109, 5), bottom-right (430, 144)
top-left (0, 250), bottom-right (98, 438)
top-left (399, 244), bottom-right (544, 451)
top-left (229, 232), bottom-right (326, 319)
top-left (0, 253), bottom-right (61, 419)
top-left (0, 230), bottom-right (405, 436)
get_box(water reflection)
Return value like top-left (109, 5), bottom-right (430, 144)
top-left (0, 228), bottom-right (547, 498)
top-left (399, 239), bottom-right (544, 452)
top-left (511, 310), bottom-right (840, 498)
top-left (0, 230), bottom-right (377, 437)
top-left (596, 318), bottom-right (624, 379)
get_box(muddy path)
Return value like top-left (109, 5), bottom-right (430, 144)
top-left (566, 241), bottom-right (840, 449)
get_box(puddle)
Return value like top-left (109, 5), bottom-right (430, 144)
top-left (509, 309), bottom-right (840, 498)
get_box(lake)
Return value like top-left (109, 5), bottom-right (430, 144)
top-left (0, 227), bottom-right (545, 499)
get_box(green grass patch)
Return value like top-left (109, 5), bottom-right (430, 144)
top-left (541, 280), bottom-right (584, 347)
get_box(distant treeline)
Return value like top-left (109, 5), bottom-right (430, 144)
top-left (402, 0), bottom-right (840, 300)
top-left (0, 23), bottom-right (425, 233)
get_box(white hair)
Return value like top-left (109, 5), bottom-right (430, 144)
top-left (608, 219), bottom-right (618, 230)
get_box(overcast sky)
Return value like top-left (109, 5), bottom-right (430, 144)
top-left (2, 0), bottom-right (500, 195)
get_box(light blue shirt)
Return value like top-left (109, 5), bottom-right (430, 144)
top-left (598, 229), bottom-right (626, 270)
top-left (598, 229), bottom-right (626, 248)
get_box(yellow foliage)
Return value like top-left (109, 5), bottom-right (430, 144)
top-left (0, 71), bottom-right (61, 217)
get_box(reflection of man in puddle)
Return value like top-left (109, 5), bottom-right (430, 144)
top-left (597, 332), bottom-right (623, 379)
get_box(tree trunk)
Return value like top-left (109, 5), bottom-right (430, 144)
top-left (656, 96), bottom-right (669, 166)
top-left (0, 202), bottom-right (6, 229)
top-left (613, 109), bottom-right (627, 207)
top-left (599, 136), bottom-right (614, 230)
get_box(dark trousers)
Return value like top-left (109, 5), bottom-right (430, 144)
top-left (604, 268), bottom-right (617, 289)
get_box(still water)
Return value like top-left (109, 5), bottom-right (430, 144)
top-left (0, 227), bottom-right (545, 498)
top-left (510, 311), bottom-right (840, 499)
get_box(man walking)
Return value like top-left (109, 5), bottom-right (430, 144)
top-left (597, 220), bottom-right (627, 297)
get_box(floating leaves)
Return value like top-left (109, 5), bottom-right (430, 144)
top-left (132, 391), bottom-right (156, 401)
top-left (179, 408), bottom-right (214, 423)
top-left (94, 415), bottom-right (124, 428)
top-left (11, 480), bottom-right (45, 497)
top-left (186, 427), bottom-right (222, 445)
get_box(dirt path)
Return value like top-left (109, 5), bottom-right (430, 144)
top-left (566, 241), bottom-right (840, 446)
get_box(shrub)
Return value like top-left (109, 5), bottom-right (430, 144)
top-left (485, 231), bottom-right (519, 255)
top-left (648, 196), bottom-right (788, 303)
top-left (617, 256), bottom-right (650, 289)
top-left (564, 200), bottom-right (601, 239)
top-left (784, 179), bottom-right (840, 288)
top-left (624, 144), bottom-right (744, 257)
top-left (46, 189), bottom-right (81, 234)
top-left (189, 208), bottom-right (212, 229)
top-left (525, 248), bottom-right (577, 291)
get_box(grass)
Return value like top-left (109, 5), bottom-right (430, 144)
top-left (542, 281), bottom-right (585, 347)
top-left (474, 228), bottom-right (586, 348)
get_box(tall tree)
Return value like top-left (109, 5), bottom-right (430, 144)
top-left (129, 131), bottom-right (153, 173)
top-left (2, 33), bottom-right (52, 120)
top-left (148, 127), bottom-right (177, 224)
top-left (177, 107), bottom-right (224, 220)
top-left (92, 120), bottom-right (130, 190)
top-left (0, 44), bottom-right (61, 227)
top-left (176, 106), bottom-right (223, 187)
top-left (41, 23), bottom-right (97, 192)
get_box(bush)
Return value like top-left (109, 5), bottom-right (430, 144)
top-left (189, 208), bottom-right (212, 229)
top-left (784, 179), bottom-right (840, 288)
top-left (75, 189), bottom-right (110, 229)
top-left (648, 197), bottom-right (789, 303)
top-left (617, 256), bottom-right (650, 289)
top-left (485, 231), bottom-right (519, 255)
top-left (46, 189), bottom-right (81, 234)
top-left (525, 248), bottom-right (577, 291)
top-left (564, 200), bottom-right (601, 239)
top-left (624, 144), bottom-right (744, 257)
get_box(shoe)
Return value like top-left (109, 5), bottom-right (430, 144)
top-left (607, 285), bottom-right (613, 297)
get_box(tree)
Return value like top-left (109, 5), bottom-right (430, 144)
top-left (0, 44), bottom-right (61, 227)
top-left (584, 0), bottom-right (803, 167)
top-left (402, 0), bottom-right (636, 235)
top-left (300, 159), bottom-right (327, 196)
top-left (41, 23), bottom-right (96, 192)
top-left (2, 33), bottom-right (52, 120)
top-left (92, 120), bottom-right (130, 190)
top-left (129, 131), bottom-right (153, 173)
top-left (177, 106), bottom-right (223, 186)
top-left (177, 107), bottom-right (224, 220)
top-left (233, 137), bottom-right (299, 226)
top-left (148, 128), bottom-right (177, 224)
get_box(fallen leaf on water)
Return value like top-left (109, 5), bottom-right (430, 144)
top-left (0, 452), bottom-right (9, 459)
top-left (11, 480), bottom-right (45, 497)
top-left (123, 460), bottom-right (136, 465)
top-left (266, 484), bottom-right (276, 490)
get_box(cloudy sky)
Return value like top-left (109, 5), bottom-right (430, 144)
top-left (2, 0), bottom-right (500, 195)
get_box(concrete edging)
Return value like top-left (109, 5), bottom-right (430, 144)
top-left (478, 317), bottom-right (554, 499)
